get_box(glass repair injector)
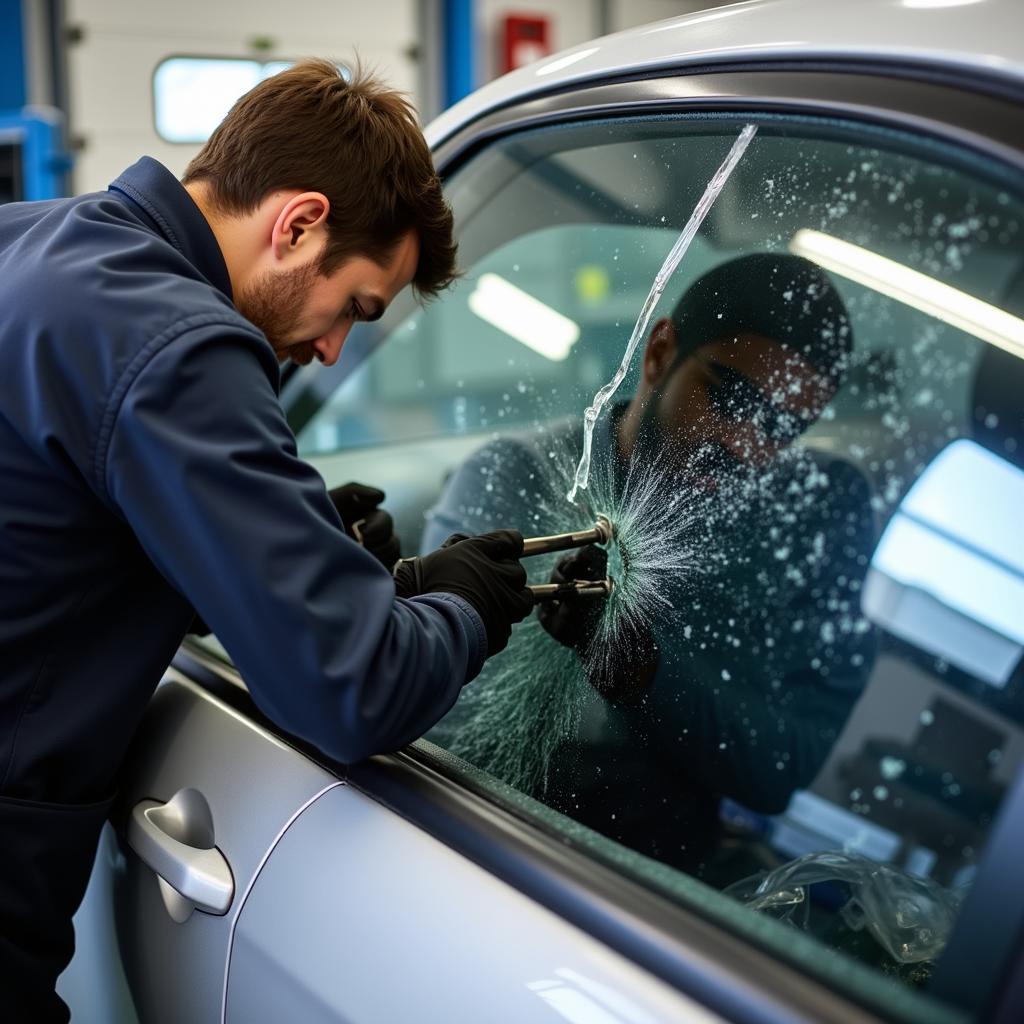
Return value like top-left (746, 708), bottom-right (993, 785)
top-left (522, 515), bottom-right (615, 601)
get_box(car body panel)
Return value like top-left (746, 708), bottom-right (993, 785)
top-left (225, 783), bottom-right (723, 1024)
top-left (425, 68), bottom-right (1024, 193)
top-left (110, 673), bottom-right (339, 1023)
top-left (426, 0), bottom-right (1024, 149)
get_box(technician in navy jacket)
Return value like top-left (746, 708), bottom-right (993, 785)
top-left (0, 60), bottom-right (532, 1021)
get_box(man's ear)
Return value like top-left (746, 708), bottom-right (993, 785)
top-left (642, 317), bottom-right (679, 386)
top-left (271, 192), bottom-right (330, 263)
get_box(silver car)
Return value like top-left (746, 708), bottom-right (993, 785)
top-left (62, 1), bottom-right (1024, 1020)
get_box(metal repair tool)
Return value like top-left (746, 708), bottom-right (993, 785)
top-left (529, 577), bottom-right (615, 602)
top-left (521, 514), bottom-right (615, 602)
top-left (521, 514), bottom-right (614, 557)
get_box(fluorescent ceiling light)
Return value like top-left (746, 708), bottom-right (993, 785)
top-left (468, 273), bottom-right (580, 361)
top-left (789, 229), bottom-right (1024, 360)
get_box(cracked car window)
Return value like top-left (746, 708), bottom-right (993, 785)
top-left (292, 117), bottom-right (1024, 1016)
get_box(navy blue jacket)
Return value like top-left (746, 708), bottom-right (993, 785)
top-left (0, 157), bottom-right (485, 1020)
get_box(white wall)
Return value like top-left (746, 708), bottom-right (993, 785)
top-left (474, 0), bottom-right (600, 84)
top-left (64, 0), bottom-right (420, 194)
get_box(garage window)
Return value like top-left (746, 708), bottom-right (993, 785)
top-left (153, 57), bottom-right (303, 143)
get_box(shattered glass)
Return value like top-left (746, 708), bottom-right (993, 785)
top-left (726, 851), bottom-right (968, 964)
top-left (291, 114), bottom-right (1024, 1005)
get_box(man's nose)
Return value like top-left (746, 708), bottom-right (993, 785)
top-left (312, 324), bottom-right (351, 367)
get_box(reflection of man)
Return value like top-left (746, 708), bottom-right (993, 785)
top-left (425, 254), bottom-right (877, 877)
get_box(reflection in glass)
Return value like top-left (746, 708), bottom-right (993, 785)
top-left (426, 253), bottom-right (877, 885)
top-left (866, 439), bottom-right (1024, 685)
top-left (288, 116), bottom-right (1024, 1008)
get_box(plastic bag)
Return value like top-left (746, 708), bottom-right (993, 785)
top-left (725, 850), bottom-right (965, 963)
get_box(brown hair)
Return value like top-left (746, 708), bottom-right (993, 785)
top-left (183, 59), bottom-right (457, 299)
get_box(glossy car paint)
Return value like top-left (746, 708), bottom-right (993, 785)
top-left (426, 0), bottom-right (1024, 149)
top-left (63, 673), bottom-right (339, 1023)
top-left (67, 673), bottom-right (734, 1024)
top-left (225, 784), bottom-right (723, 1024)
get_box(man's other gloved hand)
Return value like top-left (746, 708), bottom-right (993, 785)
top-left (393, 530), bottom-right (533, 657)
top-left (329, 482), bottom-right (401, 569)
top-left (539, 544), bottom-right (658, 704)
top-left (536, 544), bottom-right (608, 653)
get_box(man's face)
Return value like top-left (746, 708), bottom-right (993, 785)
top-left (236, 231), bottom-right (420, 367)
top-left (652, 332), bottom-right (834, 485)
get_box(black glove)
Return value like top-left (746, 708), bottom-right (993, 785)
top-left (393, 530), bottom-right (533, 657)
top-left (187, 613), bottom-right (210, 637)
top-left (538, 544), bottom-right (657, 704)
top-left (329, 482), bottom-right (401, 569)
top-left (536, 544), bottom-right (608, 653)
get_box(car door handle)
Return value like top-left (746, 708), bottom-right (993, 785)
top-left (128, 788), bottom-right (234, 922)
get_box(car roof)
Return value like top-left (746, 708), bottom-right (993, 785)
top-left (426, 0), bottom-right (1024, 147)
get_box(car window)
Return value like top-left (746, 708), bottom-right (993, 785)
top-left (230, 112), bottom-right (1024, 1019)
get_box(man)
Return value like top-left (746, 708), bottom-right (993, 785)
top-left (0, 61), bottom-right (531, 1020)
top-left (424, 253), bottom-right (877, 879)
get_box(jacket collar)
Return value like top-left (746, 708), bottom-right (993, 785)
top-left (109, 157), bottom-right (233, 300)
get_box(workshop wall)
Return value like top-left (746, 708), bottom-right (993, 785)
top-left (474, 0), bottom-right (601, 83)
top-left (62, 0), bottom-right (729, 196)
top-left (64, 0), bottom-right (420, 193)
top-left (474, 1), bottom-right (722, 83)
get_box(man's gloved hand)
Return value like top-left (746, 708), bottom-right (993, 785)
top-left (329, 482), bottom-right (401, 569)
top-left (538, 543), bottom-right (658, 704)
top-left (393, 530), bottom-right (533, 657)
top-left (536, 544), bottom-right (608, 653)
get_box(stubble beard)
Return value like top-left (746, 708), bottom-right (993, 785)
top-left (235, 261), bottom-right (322, 365)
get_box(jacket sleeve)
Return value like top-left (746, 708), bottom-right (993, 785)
top-left (102, 324), bottom-right (487, 763)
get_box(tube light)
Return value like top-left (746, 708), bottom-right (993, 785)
top-left (789, 229), bottom-right (1024, 360)
top-left (468, 273), bottom-right (581, 362)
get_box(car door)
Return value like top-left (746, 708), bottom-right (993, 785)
top-left (108, 657), bottom-right (722, 1024)
top-left (58, 661), bottom-right (344, 1023)
top-left (65, 36), bottom-right (1024, 1024)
